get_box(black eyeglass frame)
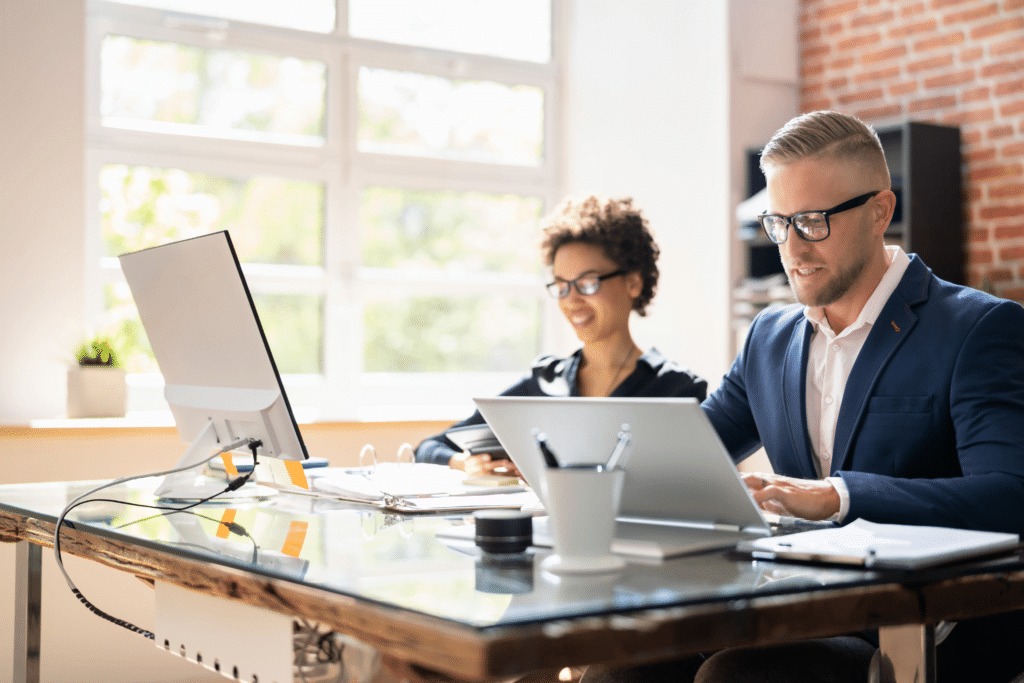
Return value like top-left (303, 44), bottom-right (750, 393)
top-left (546, 269), bottom-right (625, 299)
top-left (758, 190), bottom-right (882, 245)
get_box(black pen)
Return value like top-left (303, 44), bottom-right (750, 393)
top-left (534, 432), bottom-right (561, 468)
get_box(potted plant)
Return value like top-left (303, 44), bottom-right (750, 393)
top-left (67, 335), bottom-right (127, 418)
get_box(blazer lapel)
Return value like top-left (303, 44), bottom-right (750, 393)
top-left (831, 258), bottom-right (929, 473)
top-left (783, 317), bottom-right (819, 479)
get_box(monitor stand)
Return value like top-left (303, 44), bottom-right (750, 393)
top-left (154, 421), bottom-right (277, 502)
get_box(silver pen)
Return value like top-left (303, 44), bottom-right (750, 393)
top-left (605, 426), bottom-right (632, 471)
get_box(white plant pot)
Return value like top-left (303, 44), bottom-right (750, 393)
top-left (67, 365), bottom-right (127, 419)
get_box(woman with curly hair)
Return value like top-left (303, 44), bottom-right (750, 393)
top-left (414, 195), bottom-right (707, 475)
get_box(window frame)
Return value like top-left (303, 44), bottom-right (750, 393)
top-left (85, 0), bottom-right (564, 421)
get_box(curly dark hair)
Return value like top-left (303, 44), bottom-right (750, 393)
top-left (539, 196), bottom-right (660, 316)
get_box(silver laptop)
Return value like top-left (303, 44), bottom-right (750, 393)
top-left (473, 396), bottom-right (772, 558)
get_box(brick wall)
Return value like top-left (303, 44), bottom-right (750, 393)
top-left (799, 0), bottom-right (1024, 301)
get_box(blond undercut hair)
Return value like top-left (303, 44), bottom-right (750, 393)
top-left (760, 110), bottom-right (891, 187)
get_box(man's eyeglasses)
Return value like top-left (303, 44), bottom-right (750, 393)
top-left (546, 270), bottom-right (624, 299)
top-left (758, 191), bottom-right (881, 245)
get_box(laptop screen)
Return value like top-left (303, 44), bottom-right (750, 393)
top-left (474, 396), bottom-right (769, 532)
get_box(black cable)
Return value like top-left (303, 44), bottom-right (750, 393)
top-left (113, 502), bottom-right (258, 549)
top-left (117, 505), bottom-right (261, 566)
top-left (53, 438), bottom-right (264, 640)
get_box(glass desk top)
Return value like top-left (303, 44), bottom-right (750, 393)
top-left (3, 478), bottom-right (1021, 632)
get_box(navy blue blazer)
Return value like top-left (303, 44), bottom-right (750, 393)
top-left (703, 255), bottom-right (1024, 533)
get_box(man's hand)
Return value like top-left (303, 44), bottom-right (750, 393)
top-left (449, 452), bottom-right (521, 477)
top-left (741, 472), bottom-right (840, 521)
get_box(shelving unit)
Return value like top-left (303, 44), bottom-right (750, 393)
top-left (733, 120), bottom-right (963, 348)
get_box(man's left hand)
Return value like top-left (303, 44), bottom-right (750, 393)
top-left (741, 472), bottom-right (840, 521)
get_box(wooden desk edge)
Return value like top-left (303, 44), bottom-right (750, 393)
top-left (4, 508), bottom-right (1024, 681)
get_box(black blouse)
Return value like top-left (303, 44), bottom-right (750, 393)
top-left (414, 348), bottom-right (708, 466)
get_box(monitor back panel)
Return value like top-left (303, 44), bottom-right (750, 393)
top-left (119, 231), bottom-right (307, 460)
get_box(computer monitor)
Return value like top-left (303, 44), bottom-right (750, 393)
top-left (119, 231), bottom-right (309, 499)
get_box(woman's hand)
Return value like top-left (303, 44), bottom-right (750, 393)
top-left (449, 452), bottom-right (521, 477)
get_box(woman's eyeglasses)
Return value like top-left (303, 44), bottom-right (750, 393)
top-left (546, 270), bottom-right (624, 299)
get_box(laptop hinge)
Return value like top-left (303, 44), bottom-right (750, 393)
top-left (615, 516), bottom-right (774, 537)
top-left (617, 516), bottom-right (744, 533)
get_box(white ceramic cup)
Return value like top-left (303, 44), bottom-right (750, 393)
top-left (540, 467), bottom-right (626, 574)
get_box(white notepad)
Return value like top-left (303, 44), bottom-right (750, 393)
top-left (737, 518), bottom-right (1021, 569)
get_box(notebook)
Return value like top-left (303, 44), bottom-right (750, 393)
top-left (473, 396), bottom-right (773, 558)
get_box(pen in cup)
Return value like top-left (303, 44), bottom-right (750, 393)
top-left (533, 431), bottom-right (562, 469)
top-left (534, 431), bottom-right (606, 470)
top-left (605, 425), bottom-right (633, 471)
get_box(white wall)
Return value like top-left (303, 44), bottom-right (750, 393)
top-left (726, 0), bottom-right (799, 473)
top-left (728, 0), bottom-right (800, 359)
top-left (559, 0), bottom-right (733, 387)
top-left (559, 0), bottom-right (799, 387)
top-left (0, 0), bottom-right (88, 424)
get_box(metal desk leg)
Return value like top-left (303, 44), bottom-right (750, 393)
top-left (876, 623), bottom-right (936, 683)
top-left (14, 542), bottom-right (41, 683)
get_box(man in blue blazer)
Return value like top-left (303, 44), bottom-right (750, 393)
top-left (585, 111), bottom-right (1024, 683)
top-left (703, 111), bottom-right (1024, 533)
top-left (699, 112), bottom-right (1024, 682)
top-left (705, 238), bottom-right (1024, 534)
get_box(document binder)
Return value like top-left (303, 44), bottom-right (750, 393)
top-left (307, 464), bottom-right (534, 512)
top-left (256, 443), bottom-right (533, 513)
top-left (306, 443), bottom-right (531, 513)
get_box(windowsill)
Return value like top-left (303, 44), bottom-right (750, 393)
top-left (19, 406), bottom-right (468, 431)
top-left (28, 411), bottom-right (177, 430)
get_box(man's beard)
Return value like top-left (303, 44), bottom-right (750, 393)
top-left (788, 249), bottom-right (869, 308)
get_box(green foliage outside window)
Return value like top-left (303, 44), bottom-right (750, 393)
top-left (358, 67), bottom-right (544, 165)
top-left (102, 35), bottom-right (326, 141)
top-left (361, 187), bottom-right (542, 273)
top-left (100, 165), bottom-right (324, 264)
top-left (252, 294), bottom-right (324, 375)
top-left (364, 296), bottom-right (539, 373)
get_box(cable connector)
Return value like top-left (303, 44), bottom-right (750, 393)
top-left (220, 521), bottom-right (249, 536)
top-left (226, 476), bottom-right (251, 492)
top-left (219, 437), bottom-right (252, 453)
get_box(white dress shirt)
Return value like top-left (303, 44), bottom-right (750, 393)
top-left (803, 245), bottom-right (911, 521)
